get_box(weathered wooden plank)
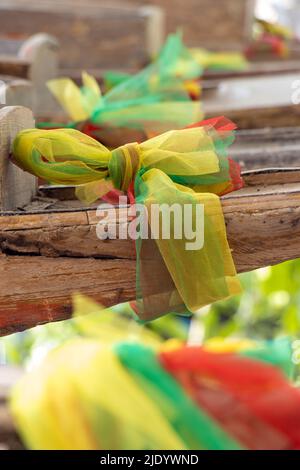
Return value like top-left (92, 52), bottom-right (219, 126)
top-left (0, 169), bottom-right (299, 335)
top-left (108, 0), bottom-right (255, 48)
top-left (0, 1), bottom-right (164, 71)
top-left (204, 74), bottom-right (300, 129)
top-left (0, 106), bottom-right (36, 211)
top-left (3, 0), bottom-right (252, 48)
top-left (0, 56), bottom-right (29, 79)
top-left (0, 256), bottom-right (137, 335)
top-left (235, 126), bottom-right (300, 144)
top-left (232, 127), bottom-right (300, 170)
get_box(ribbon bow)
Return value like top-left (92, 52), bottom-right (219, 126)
top-left (43, 33), bottom-right (203, 137)
top-left (13, 117), bottom-right (243, 321)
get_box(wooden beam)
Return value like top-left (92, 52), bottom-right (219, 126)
top-left (204, 74), bottom-right (300, 129)
top-left (0, 106), bottom-right (36, 211)
top-left (231, 126), bottom-right (300, 170)
top-left (0, 256), bottom-right (137, 335)
top-left (0, 1), bottom-right (164, 71)
top-left (109, 0), bottom-right (254, 49)
top-left (0, 56), bottom-right (29, 79)
top-left (0, 0), bottom-right (253, 50)
top-left (0, 169), bottom-right (299, 335)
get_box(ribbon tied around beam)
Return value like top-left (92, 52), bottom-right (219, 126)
top-left (12, 117), bottom-right (243, 321)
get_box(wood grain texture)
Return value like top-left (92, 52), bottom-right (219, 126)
top-left (0, 56), bottom-right (29, 79)
top-left (0, 169), bottom-right (299, 335)
top-left (232, 127), bottom-right (300, 170)
top-left (63, 0), bottom-right (254, 48)
top-left (0, 255), bottom-right (136, 335)
top-left (0, 106), bottom-right (36, 211)
top-left (5, 0), bottom-right (253, 47)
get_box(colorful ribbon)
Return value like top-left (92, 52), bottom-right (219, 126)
top-left (245, 19), bottom-right (294, 60)
top-left (190, 48), bottom-right (248, 71)
top-left (103, 33), bottom-right (248, 100)
top-left (10, 302), bottom-right (299, 451)
top-left (43, 34), bottom-right (203, 139)
top-left (13, 117), bottom-right (243, 320)
top-left (104, 33), bottom-right (203, 96)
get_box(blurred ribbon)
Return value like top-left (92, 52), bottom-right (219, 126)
top-left (104, 32), bottom-right (203, 94)
top-left (10, 312), bottom-right (300, 451)
top-left (42, 33), bottom-right (203, 139)
top-left (103, 33), bottom-right (248, 97)
top-left (190, 48), bottom-right (248, 71)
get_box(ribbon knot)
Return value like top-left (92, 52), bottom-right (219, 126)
top-left (109, 143), bottom-right (142, 192)
top-left (12, 118), bottom-right (243, 321)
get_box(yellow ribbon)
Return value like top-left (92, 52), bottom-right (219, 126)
top-left (12, 126), bottom-right (242, 320)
